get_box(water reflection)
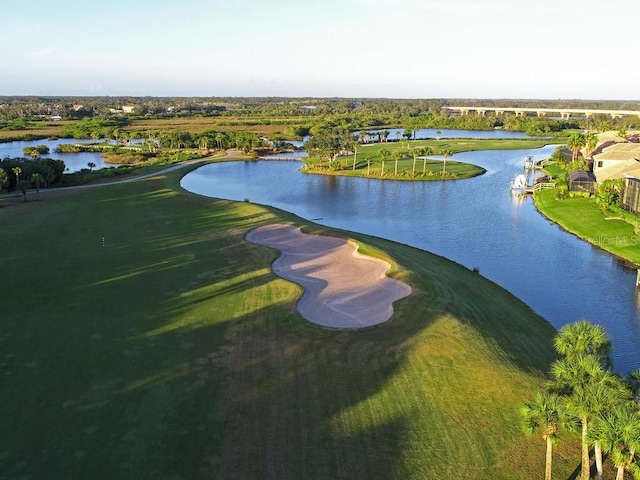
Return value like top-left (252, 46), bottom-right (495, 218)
top-left (0, 138), bottom-right (111, 172)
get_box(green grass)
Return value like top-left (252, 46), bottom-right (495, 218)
top-left (0, 167), bottom-right (586, 479)
top-left (535, 189), bottom-right (640, 265)
top-left (305, 138), bottom-right (560, 181)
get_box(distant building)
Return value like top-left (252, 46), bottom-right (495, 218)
top-left (51, 115), bottom-right (62, 121)
top-left (592, 143), bottom-right (640, 183)
top-left (622, 176), bottom-right (640, 215)
top-left (121, 105), bottom-right (136, 113)
top-left (300, 105), bottom-right (316, 111)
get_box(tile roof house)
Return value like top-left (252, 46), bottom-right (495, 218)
top-left (592, 142), bottom-right (640, 183)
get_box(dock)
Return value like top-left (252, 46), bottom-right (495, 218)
top-left (512, 182), bottom-right (556, 195)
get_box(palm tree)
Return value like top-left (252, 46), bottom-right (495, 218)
top-left (590, 406), bottom-right (640, 480)
top-left (552, 321), bottom-right (614, 480)
top-left (422, 146), bottom-right (433, 175)
top-left (567, 132), bottom-right (586, 162)
top-left (31, 173), bottom-right (44, 200)
top-left (441, 149), bottom-right (452, 176)
top-left (87, 162), bottom-right (96, 172)
top-left (411, 149), bottom-right (420, 177)
top-left (366, 157), bottom-right (371, 176)
top-left (11, 166), bottom-right (21, 197)
top-left (551, 319), bottom-right (626, 480)
top-left (379, 148), bottom-right (390, 177)
top-left (393, 151), bottom-right (401, 176)
top-left (521, 391), bottom-right (564, 480)
top-left (584, 132), bottom-right (598, 159)
top-left (436, 130), bottom-right (442, 140)
top-left (554, 320), bottom-right (612, 368)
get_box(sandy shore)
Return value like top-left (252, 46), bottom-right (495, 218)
top-left (246, 224), bottom-right (411, 329)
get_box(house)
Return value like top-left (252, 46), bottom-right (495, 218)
top-left (622, 176), bottom-right (640, 215)
top-left (121, 105), bottom-right (136, 114)
top-left (592, 143), bottom-right (640, 183)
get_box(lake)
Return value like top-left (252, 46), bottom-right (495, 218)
top-left (0, 138), bottom-right (116, 172)
top-left (181, 145), bottom-right (640, 373)
top-left (355, 127), bottom-right (531, 140)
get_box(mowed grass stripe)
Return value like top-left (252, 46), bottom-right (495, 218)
top-left (1, 167), bottom-right (572, 479)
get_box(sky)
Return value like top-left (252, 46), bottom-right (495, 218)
top-left (1, 0), bottom-right (639, 99)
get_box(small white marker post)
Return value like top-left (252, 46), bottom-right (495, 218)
top-left (636, 269), bottom-right (640, 288)
top-left (102, 236), bottom-right (105, 248)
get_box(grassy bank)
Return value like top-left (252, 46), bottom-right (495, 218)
top-left (534, 189), bottom-right (640, 265)
top-left (0, 167), bottom-right (582, 479)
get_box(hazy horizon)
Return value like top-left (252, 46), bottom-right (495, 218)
top-left (2, 0), bottom-right (639, 100)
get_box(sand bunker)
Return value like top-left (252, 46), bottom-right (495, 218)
top-left (246, 224), bottom-right (411, 329)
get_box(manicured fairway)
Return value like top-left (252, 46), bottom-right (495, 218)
top-left (0, 164), bottom-right (582, 479)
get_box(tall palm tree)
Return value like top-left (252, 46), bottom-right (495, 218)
top-left (411, 149), bottom-right (420, 177)
top-left (567, 132), bottom-right (586, 162)
top-left (366, 157), bottom-right (371, 176)
top-left (441, 149), bottom-right (452, 176)
top-left (590, 406), bottom-right (640, 480)
top-left (379, 149), bottom-right (390, 177)
top-left (422, 146), bottom-right (433, 175)
top-left (521, 391), bottom-right (564, 480)
top-left (551, 328), bottom-right (626, 480)
top-left (393, 151), bottom-right (401, 176)
top-left (11, 166), bottom-right (21, 197)
top-left (554, 320), bottom-right (612, 368)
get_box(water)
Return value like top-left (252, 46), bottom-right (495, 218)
top-left (354, 127), bottom-right (531, 140)
top-left (181, 145), bottom-right (640, 373)
top-left (0, 138), bottom-right (115, 172)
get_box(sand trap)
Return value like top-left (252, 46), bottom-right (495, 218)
top-left (246, 224), bottom-right (411, 329)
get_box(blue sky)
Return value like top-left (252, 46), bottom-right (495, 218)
top-left (2, 0), bottom-right (639, 99)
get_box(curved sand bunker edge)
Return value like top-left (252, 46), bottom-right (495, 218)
top-left (246, 224), bottom-right (412, 329)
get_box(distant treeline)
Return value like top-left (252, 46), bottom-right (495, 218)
top-left (2, 96), bottom-right (639, 139)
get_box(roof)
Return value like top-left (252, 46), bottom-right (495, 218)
top-left (569, 170), bottom-right (596, 182)
top-left (594, 142), bottom-right (640, 161)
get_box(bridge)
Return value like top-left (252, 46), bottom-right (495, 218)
top-left (443, 106), bottom-right (640, 120)
top-left (259, 155), bottom-right (304, 161)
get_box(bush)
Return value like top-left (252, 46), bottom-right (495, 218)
top-left (596, 179), bottom-right (624, 209)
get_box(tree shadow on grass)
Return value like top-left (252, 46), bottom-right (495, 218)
top-left (1, 175), bottom-right (561, 480)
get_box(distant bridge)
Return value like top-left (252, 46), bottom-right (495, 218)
top-left (259, 155), bottom-right (304, 161)
top-left (443, 106), bottom-right (640, 120)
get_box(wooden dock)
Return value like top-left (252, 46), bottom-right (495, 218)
top-left (514, 182), bottom-right (556, 195)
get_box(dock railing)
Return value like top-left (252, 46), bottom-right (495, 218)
top-left (533, 182), bottom-right (556, 192)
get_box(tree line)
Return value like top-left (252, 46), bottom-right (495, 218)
top-left (0, 157), bottom-right (66, 199)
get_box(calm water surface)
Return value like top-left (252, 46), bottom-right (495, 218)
top-left (182, 146), bottom-right (640, 372)
top-left (0, 138), bottom-right (114, 172)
